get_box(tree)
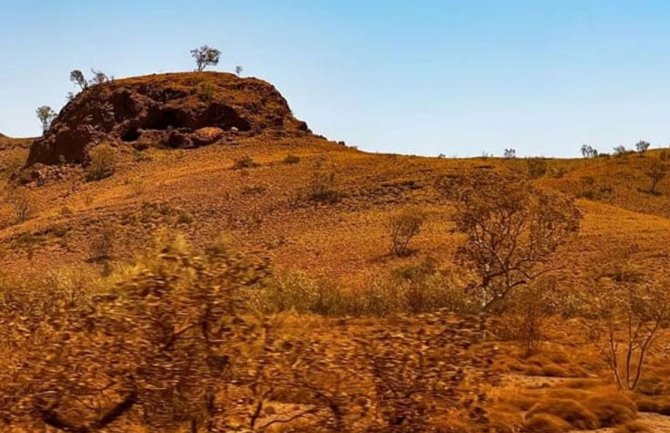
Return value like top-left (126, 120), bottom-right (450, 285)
top-left (89, 69), bottom-right (110, 86)
top-left (235, 65), bottom-right (244, 77)
top-left (387, 208), bottom-right (425, 257)
top-left (643, 159), bottom-right (667, 195)
top-left (614, 145), bottom-right (628, 157)
top-left (636, 140), bottom-right (651, 155)
top-left (587, 251), bottom-right (670, 391)
top-left (36, 106), bottom-right (57, 134)
top-left (581, 144), bottom-right (598, 159)
top-left (504, 148), bottom-right (516, 159)
top-left (448, 172), bottom-right (581, 313)
top-left (69, 70), bottom-right (88, 91)
top-left (191, 45), bottom-right (221, 72)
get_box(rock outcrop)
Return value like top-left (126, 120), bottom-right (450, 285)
top-left (27, 72), bottom-right (311, 165)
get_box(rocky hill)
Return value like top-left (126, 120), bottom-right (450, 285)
top-left (27, 72), bottom-right (311, 165)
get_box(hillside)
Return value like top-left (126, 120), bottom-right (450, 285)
top-left (3, 73), bottom-right (670, 432)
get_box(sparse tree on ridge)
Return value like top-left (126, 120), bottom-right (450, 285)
top-left (636, 140), bottom-right (651, 155)
top-left (70, 70), bottom-right (88, 91)
top-left (504, 148), bottom-right (516, 159)
top-left (235, 65), bottom-right (243, 77)
top-left (36, 105), bottom-right (57, 134)
top-left (191, 45), bottom-right (221, 72)
top-left (581, 144), bottom-right (598, 159)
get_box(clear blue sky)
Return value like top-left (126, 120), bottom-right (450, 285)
top-left (2, 1), bottom-right (670, 157)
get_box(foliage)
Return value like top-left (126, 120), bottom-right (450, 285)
top-left (69, 69), bottom-right (88, 91)
top-left (586, 250), bottom-right (670, 391)
top-left (36, 105), bottom-right (57, 134)
top-left (636, 140), bottom-right (650, 155)
top-left (525, 158), bottom-right (548, 179)
top-left (642, 158), bottom-right (667, 195)
top-left (387, 207), bottom-right (425, 257)
top-left (504, 148), bottom-right (516, 159)
top-left (581, 144), bottom-right (598, 159)
top-left (307, 170), bottom-right (341, 204)
top-left (86, 143), bottom-right (117, 181)
top-left (191, 45), bottom-right (221, 72)
top-left (283, 154), bottom-right (301, 165)
top-left (232, 155), bottom-right (260, 170)
top-left (5, 186), bottom-right (33, 223)
top-left (447, 172), bottom-right (581, 312)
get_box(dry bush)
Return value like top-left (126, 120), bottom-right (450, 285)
top-left (445, 171), bottom-right (581, 313)
top-left (283, 154), bottom-right (301, 164)
top-left (232, 155), bottom-right (260, 169)
top-left (5, 187), bottom-right (33, 223)
top-left (387, 207), bottom-right (425, 257)
top-left (525, 158), bottom-right (548, 179)
top-left (89, 225), bottom-right (116, 261)
top-left (307, 170), bottom-right (341, 204)
top-left (496, 279), bottom-right (555, 355)
top-left (586, 251), bottom-right (670, 391)
top-left (1, 149), bottom-right (27, 180)
top-left (642, 158), bottom-right (667, 195)
top-left (526, 399), bottom-right (598, 430)
top-left (523, 413), bottom-right (571, 433)
top-left (252, 262), bottom-right (477, 317)
top-left (86, 143), bottom-right (117, 181)
top-left (615, 421), bottom-right (652, 433)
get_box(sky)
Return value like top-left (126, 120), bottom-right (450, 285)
top-left (2, 1), bottom-right (670, 157)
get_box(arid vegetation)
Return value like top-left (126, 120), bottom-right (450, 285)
top-left (1, 71), bottom-right (670, 432)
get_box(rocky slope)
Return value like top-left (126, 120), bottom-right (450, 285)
top-left (27, 72), bottom-right (311, 165)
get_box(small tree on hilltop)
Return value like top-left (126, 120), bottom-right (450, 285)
top-left (581, 144), bottom-right (598, 159)
top-left (191, 45), bottom-right (221, 72)
top-left (504, 148), bottom-right (516, 159)
top-left (448, 172), bottom-right (581, 313)
top-left (636, 140), bottom-right (651, 155)
top-left (643, 159), bottom-right (667, 195)
top-left (69, 69), bottom-right (88, 91)
top-left (235, 65), bottom-right (243, 77)
top-left (36, 106), bottom-right (57, 134)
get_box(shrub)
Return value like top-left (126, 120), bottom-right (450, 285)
top-left (643, 159), bottom-right (667, 195)
top-left (1, 149), bottom-right (27, 180)
top-left (526, 399), bottom-right (598, 430)
top-left (232, 155), bottom-right (259, 170)
top-left (283, 154), bottom-right (301, 165)
top-left (197, 82), bottom-right (215, 101)
top-left (523, 414), bottom-right (571, 433)
top-left (387, 208), bottom-right (425, 257)
top-left (86, 143), bottom-right (117, 181)
top-left (615, 421), bottom-right (652, 433)
top-left (89, 226), bottom-right (115, 261)
top-left (525, 158), bottom-right (548, 179)
top-left (585, 393), bottom-right (636, 427)
top-left (307, 170), bottom-right (341, 203)
top-left (5, 187), bottom-right (33, 223)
